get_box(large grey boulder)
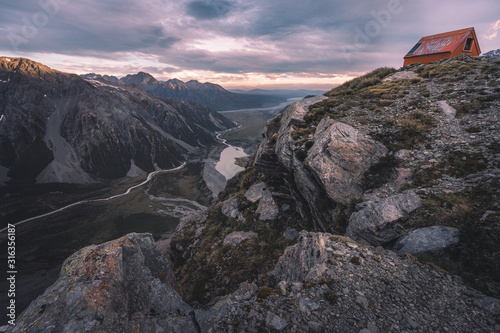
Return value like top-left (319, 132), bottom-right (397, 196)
top-left (256, 189), bottom-right (279, 220)
top-left (221, 196), bottom-right (244, 222)
top-left (13, 233), bottom-right (197, 333)
top-left (393, 226), bottom-right (460, 255)
top-left (305, 119), bottom-right (388, 205)
top-left (346, 190), bottom-right (422, 246)
top-left (244, 182), bottom-right (266, 203)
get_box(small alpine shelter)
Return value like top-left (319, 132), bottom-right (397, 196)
top-left (404, 27), bottom-right (481, 66)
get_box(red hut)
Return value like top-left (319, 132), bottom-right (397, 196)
top-left (404, 27), bottom-right (481, 66)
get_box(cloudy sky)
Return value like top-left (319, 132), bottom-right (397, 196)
top-left (1, 0), bottom-right (499, 90)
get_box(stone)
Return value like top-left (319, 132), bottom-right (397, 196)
top-left (299, 296), bottom-right (320, 312)
top-left (221, 196), bottom-right (244, 221)
top-left (437, 100), bottom-right (457, 120)
top-left (283, 228), bottom-right (299, 240)
top-left (278, 281), bottom-right (287, 295)
top-left (346, 190), bottom-right (422, 246)
top-left (382, 71), bottom-right (418, 82)
top-left (355, 295), bottom-right (369, 310)
top-left (309, 321), bottom-right (323, 332)
top-left (256, 189), bottom-right (279, 220)
top-left (476, 296), bottom-right (500, 315)
top-left (13, 233), bottom-right (198, 332)
top-left (223, 231), bottom-right (258, 246)
top-left (265, 312), bottom-right (288, 331)
top-left (305, 119), bottom-right (388, 205)
top-left (367, 322), bottom-right (378, 333)
top-left (393, 226), bottom-right (459, 255)
top-left (244, 182), bottom-right (266, 203)
top-left (269, 232), bottom-right (331, 284)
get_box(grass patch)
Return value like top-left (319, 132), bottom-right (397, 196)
top-left (325, 67), bottom-right (396, 97)
top-left (363, 154), bottom-right (399, 190)
top-left (408, 185), bottom-right (500, 298)
top-left (373, 111), bottom-right (436, 150)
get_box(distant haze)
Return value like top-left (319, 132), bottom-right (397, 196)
top-left (1, 0), bottom-right (499, 90)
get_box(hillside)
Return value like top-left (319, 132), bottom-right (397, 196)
top-left (0, 58), bottom-right (235, 184)
top-left (11, 55), bottom-right (500, 332)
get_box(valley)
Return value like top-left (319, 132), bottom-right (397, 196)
top-left (0, 60), bottom-right (312, 318)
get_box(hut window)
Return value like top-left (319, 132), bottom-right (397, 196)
top-left (464, 38), bottom-right (474, 51)
top-left (407, 42), bottom-right (422, 55)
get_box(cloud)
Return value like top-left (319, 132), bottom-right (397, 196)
top-left (1, 0), bottom-right (500, 90)
top-left (186, 0), bottom-right (234, 20)
top-left (483, 20), bottom-right (500, 40)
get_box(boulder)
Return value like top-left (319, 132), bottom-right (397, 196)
top-left (13, 233), bottom-right (198, 333)
top-left (244, 182), bottom-right (266, 203)
top-left (346, 190), bottom-right (422, 246)
top-left (393, 226), bottom-right (460, 255)
top-left (221, 196), bottom-right (244, 222)
top-left (256, 189), bottom-right (279, 220)
top-left (305, 119), bottom-right (388, 205)
top-left (223, 231), bottom-right (258, 246)
top-left (269, 231), bottom-right (332, 284)
top-left (265, 312), bottom-right (288, 331)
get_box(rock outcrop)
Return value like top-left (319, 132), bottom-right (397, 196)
top-left (346, 190), bottom-right (422, 246)
top-left (204, 232), bottom-right (500, 332)
top-left (13, 232), bottom-right (500, 332)
top-left (305, 119), bottom-right (387, 205)
top-left (393, 225), bottom-right (460, 255)
top-left (11, 233), bottom-right (198, 333)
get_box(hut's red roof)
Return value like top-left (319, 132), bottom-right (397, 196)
top-left (405, 27), bottom-right (480, 57)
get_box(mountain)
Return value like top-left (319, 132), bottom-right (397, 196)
top-left (13, 55), bottom-right (500, 331)
top-left (230, 88), bottom-right (326, 98)
top-left (80, 72), bottom-right (120, 83)
top-left (483, 49), bottom-right (500, 58)
top-left (0, 57), bottom-right (235, 184)
top-left (118, 72), bottom-right (285, 111)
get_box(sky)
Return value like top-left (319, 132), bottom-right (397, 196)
top-left (0, 0), bottom-right (499, 90)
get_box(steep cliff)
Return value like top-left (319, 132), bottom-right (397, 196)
top-left (0, 58), bottom-right (235, 184)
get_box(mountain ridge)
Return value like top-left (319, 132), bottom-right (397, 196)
top-left (0, 57), bottom-right (236, 184)
top-left (83, 71), bottom-right (318, 111)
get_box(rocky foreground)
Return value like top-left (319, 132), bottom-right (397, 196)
top-left (8, 55), bottom-right (500, 332)
top-left (8, 233), bottom-right (499, 332)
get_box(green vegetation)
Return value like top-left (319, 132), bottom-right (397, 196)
top-left (408, 184), bottom-right (500, 298)
top-left (295, 149), bottom-right (308, 162)
top-left (363, 154), bottom-right (400, 190)
top-left (415, 61), bottom-right (478, 79)
top-left (325, 67), bottom-right (396, 97)
top-left (172, 166), bottom-right (305, 304)
top-left (372, 111), bottom-right (436, 150)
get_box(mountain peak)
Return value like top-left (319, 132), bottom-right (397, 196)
top-left (483, 49), bottom-right (500, 58)
top-left (0, 57), bottom-right (63, 78)
top-left (121, 71), bottom-right (157, 85)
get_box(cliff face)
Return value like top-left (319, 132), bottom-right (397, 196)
top-left (0, 58), bottom-right (235, 184)
top-left (11, 56), bottom-right (500, 331)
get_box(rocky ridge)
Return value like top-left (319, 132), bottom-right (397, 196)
top-left (10, 232), bottom-right (500, 332)
top-left (110, 72), bottom-right (284, 111)
top-left (169, 55), bottom-right (499, 314)
top-left (0, 58), bottom-right (235, 184)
